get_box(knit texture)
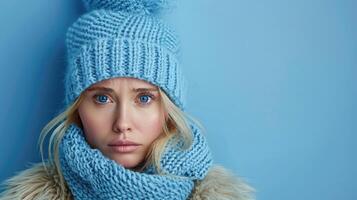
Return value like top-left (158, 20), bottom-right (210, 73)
top-left (64, 0), bottom-right (187, 110)
top-left (82, 0), bottom-right (176, 15)
top-left (59, 122), bottom-right (213, 200)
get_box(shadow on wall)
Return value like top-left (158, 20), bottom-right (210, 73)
top-left (0, 0), bottom-right (84, 186)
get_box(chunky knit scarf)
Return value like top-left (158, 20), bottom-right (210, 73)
top-left (59, 122), bottom-right (213, 200)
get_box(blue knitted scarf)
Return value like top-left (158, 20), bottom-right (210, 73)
top-left (59, 122), bottom-right (213, 200)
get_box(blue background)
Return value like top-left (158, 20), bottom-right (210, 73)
top-left (0, 0), bottom-right (356, 199)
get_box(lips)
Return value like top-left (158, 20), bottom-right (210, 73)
top-left (108, 140), bottom-right (141, 153)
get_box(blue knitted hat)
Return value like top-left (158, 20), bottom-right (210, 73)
top-left (64, 0), bottom-right (187, 110)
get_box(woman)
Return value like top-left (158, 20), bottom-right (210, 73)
top-left (0, 0), bottom-right (255, 199)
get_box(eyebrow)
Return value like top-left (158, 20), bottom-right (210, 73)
top-left (86, 86), bottom-right (158, 93)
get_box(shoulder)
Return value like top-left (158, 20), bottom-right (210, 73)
top-left (0, 162), bottom-right (72, 200)
top-left (190, 165), bottom-right (255, 200)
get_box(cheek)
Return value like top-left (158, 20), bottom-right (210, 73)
top-left (134, 109), bottom-right (165, 138)
top-left (78, 105), bottom-right (112, 145)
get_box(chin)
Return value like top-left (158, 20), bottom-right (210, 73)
top-left (104, 151), bottom-right (145, 170)
top-left (118, 161), bottom-right (137, 168)
top-left (113, 156), bottom-right (142, 169)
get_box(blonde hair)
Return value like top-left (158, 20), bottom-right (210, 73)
top-left (38, 86), bottom-right (205, 195)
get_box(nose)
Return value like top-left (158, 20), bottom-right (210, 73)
top-left (112, 101), bottom-right (132, 134)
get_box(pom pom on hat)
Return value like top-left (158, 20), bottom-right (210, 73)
top-left (82, 0), bottom-right (176, 15)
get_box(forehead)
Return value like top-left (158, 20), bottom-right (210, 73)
top-left (87, 77), bottom-right (159, 93)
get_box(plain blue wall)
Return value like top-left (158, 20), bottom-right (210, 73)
top-left (0, 0), bottom-right (356, 199)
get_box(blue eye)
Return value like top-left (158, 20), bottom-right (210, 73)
top-left (95, 95), bottom-right (110, 104)
top-left (139, 94), bottom-right (152, 104)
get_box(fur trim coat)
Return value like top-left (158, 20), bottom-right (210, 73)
top-left (0, 163), bottom-right (254, 200)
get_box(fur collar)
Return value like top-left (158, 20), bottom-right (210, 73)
top-left (0, 163), bottom-right (254, 200)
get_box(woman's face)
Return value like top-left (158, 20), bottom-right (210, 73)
top-left (78, 77), bottom-right (165, 169)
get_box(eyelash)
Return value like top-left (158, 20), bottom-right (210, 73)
top-left (93, 92), bottom-right (156, 106)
